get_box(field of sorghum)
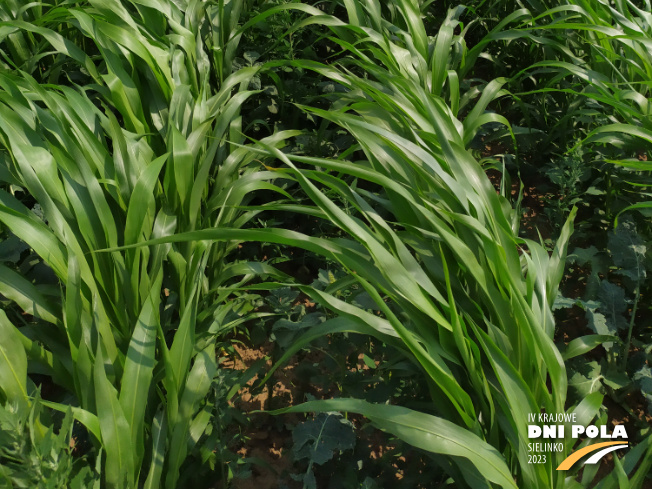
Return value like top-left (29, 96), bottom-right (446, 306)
top-left (0, 0), bottom-right (650, 488)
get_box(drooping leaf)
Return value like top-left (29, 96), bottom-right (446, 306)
top-left (277, 399), bottom-right (518, 489)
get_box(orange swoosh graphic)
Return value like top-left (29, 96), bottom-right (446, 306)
top-left (556, 441), bottom-right (628, 470)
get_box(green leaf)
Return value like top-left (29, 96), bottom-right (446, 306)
top-left (272, 313), bottom-right (324, 349)
top-left (39, 400), bottom-right (101, 442)
top-left (292, 412), bottom-right (355, 465)
top-left (0, 264), bottom-right (60, 325)
top-left (0, 311), bottom-right (28, 411)
top-left (567, 246), bottom-right (600, 266)
top-left (94, 345), bottom-right (135, 489)
top-left (583, 303), bottom-right (616, 351)
top-left (562, 335), bottom-right (617, 360)
top-left (273, 399), bottom-right (518, 489)
top-left (143, 408), bottom-right (167, 489)
top-left (119, 273), bottom-right (162, 467)
top-left (597, 282), bottom-right (628, 331)
top-left (552, 293), bottom-right (580, 311)
top-left (570, 391), bottom-right (604, 429)
top-left (633, 366), bottom-right (652, 412)
top-left (608, 219), bottom-right (646, 287)
top-left (361, 354), bottom-right (376, 370)
top-left (602, 368), bottom-right (631, 391)
top-left (165, 345), bottom-right (217, 489)
top-left (568, 361), bottom-right (603, 399)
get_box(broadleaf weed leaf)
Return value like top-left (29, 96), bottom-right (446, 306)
top-left (597, 281), bottom-right (629, 331)
top-left (567, 246), bottom-right (608, 298)
top-left (568, 361), bottom-right (603, 399)
top-left (292, 412), bottom-right (355, 466)
top-left (266, 287), bottom-right (300, 314)
top-left (272, 313), bottom-right (325, 349)
top-left (552, 292), bottom-right (580, 311)
top-left (0, 234), bottom-right (28, 264)
top-left (585, 310), bottom-right (614, 350)
top-left (608, 218), bottom-right (647, 290)
top-left (633, 366), bottom-right (652, 415)
top-left (567, 246), bottom-right (600, 266)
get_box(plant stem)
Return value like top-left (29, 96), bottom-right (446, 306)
top-left (621, 283), bottom-right (640, 370)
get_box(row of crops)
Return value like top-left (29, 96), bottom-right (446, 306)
top-left (0, 0), bottom-right (650, 488)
